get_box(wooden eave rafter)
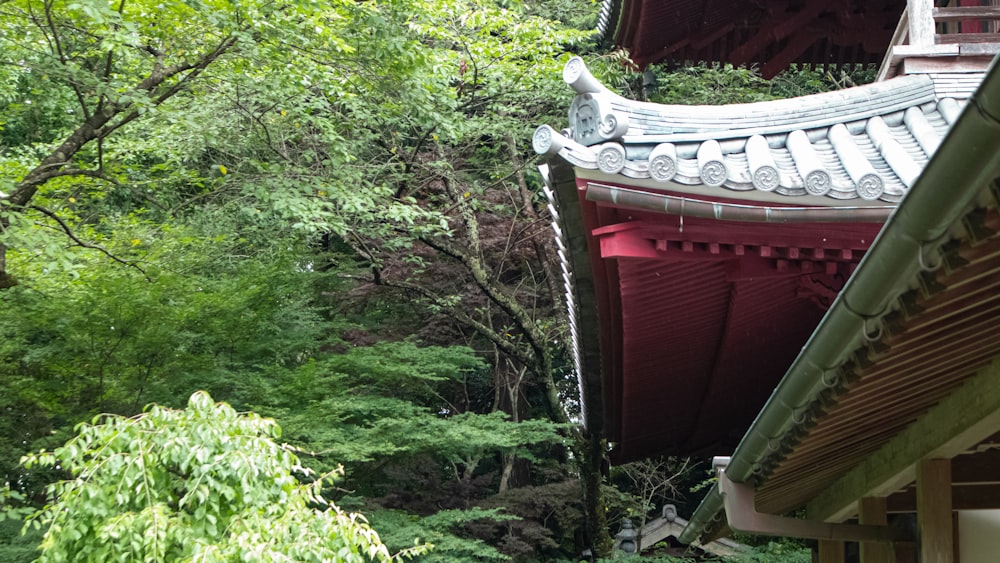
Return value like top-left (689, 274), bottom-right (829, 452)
top-left (728, 0), bottom-right (827, 68)
top-left (573, 180), bottom-right (882, 461)
top-left (771, 207), bottom-right (1000, 520)
top-left (604, 0), bottom-right (902, 75)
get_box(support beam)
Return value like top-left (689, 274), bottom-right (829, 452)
top-left (729, 0), bottom-right (827, 66)
top-left (761, 31), bottom-right (819, 80)
top-left (806, 358), bottom-right (1000, 522)
top-left (917, 459), bottom-right (953, 563)
top-left (952, 448), bottom-right (1000, 483)
top-left (933, 6), bottom-right (1000, 22)
top-left (887, 482), bottom-right (1000, 512)
top-left (718, 471), bottom-right (909, 542)
top-left (859, 497), bottom-right (891, 563)
top-left (818, 539), bottom-right (845, 563)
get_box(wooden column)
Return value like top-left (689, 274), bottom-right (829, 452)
top-left (908, 0), bottom-right (935, 47)
top-left (859, 496), bottom-right (891, 563)
top-left (917, 459), bottom-right (953, 563)
top-left (818, 539), bottom-right (845, 563)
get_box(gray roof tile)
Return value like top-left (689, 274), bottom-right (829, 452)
top-left (535, 57), bottom-right (985, 203)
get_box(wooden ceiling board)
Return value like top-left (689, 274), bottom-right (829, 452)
top-left (745, 207), bottom-right (1000, 515)
top-left (589, 204), bottom-right (877, 462)
top-left (613, 0), bottom-right (904, 75)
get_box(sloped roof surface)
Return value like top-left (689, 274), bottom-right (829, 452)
top-left (677, 61), bottom-right (1000, 545)
top-left (756, 221), bottom-right (1000, 515)
top-left (536, 58), bottom-right (969, 203)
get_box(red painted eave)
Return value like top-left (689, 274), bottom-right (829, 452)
top-left (611, 0), bottom-right (905, 78)
top-left (578, 179), bottom-right (883, 462)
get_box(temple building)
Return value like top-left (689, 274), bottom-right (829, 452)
top-left (596, 0), bottom-right (906, 78)
top-left (535, 1), bottom-right (1000, 561)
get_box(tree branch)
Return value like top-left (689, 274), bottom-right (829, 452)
top-left (29, 205), bottom-right (152, 282)
top-left (419, 170), bottom-right (567, 425)
top-left (419, 213), bottom-right (548, 365)
top-left (41, 0), bottom-right (91, 119)
top-left (11, 34), bottom-right (240, 208)
top-left (30, 168), bottom-right (121, 186)
top-left (97, 34), bottom-right (239, 140)
top-left (375, 276), bottom-right (537, 367)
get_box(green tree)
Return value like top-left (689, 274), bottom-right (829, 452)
top-left (0, 0), bottom-right (618, 558)
top-left (22, 391), bottom-right (426, 562)
top-left (0, 0), bottom-right (441, 285)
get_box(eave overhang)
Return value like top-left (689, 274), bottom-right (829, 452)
top-left (678, 56), bottom-right (1000, 545)
top-left (596, 0), bottom-right (905, 78)
top-left (536, 57), bottom-right (981, 463)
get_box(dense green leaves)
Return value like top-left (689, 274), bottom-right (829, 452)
top-left (0, 0), bottom-right (599, 555)
top-left (0, 0), bottom-right (854, 559)
top-left (23, 391), bottom-right (426, 562)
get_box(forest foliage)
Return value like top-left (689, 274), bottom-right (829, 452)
top-left (22, 391), bottom-right (427, 562)
top-left (0, 0), bottom-right (849, 560)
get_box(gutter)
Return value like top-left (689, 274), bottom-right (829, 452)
top-left (679, 58), bottom-right (1000, 545)
top-left (585, 183), bottom-right (894, 223)
top-left (716, 468), bottom-right (909, 542)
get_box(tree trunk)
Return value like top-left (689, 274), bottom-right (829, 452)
top-left (0, 242), bottom-right (12, 288)
top-left (499, 452), bottom-right (515, 493)
top-left (583, 431), bottom-right (613, 556)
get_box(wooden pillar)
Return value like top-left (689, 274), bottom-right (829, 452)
top-left (908, 0), bottom-right (935, 47)
top-left (917, 458), bottom-right (954, 563)
top-left (859, 496), bottom-right (891, 563)
top-left (818, 539), bottom-right (845, 563)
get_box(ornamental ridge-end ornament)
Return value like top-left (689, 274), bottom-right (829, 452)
top-left (533, 125), bottom-right (566, 156)
top-left (569, 93), bottom-right (628, 145)
top-left (563, 57), bottom-right (605, 95)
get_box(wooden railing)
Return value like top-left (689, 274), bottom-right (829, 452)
top-left (910, 0), bottom-right (1000, 47)
top-left (878, 0), bottom-right (1000, 79)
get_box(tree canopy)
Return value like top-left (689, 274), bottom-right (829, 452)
top-left (1, 0), bottom-right (848, 561)
top-left (23, 391), bottom-right (425, 562)
top-left (0, 0), bottom-right (603, 560)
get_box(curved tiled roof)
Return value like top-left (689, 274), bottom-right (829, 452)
top-left (534, 58), bottom-right (973, 203)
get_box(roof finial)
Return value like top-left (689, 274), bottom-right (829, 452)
top-left (563, 57), bottom-right (607, 94)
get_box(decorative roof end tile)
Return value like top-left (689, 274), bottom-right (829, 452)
top-left (597, 143), bottom-right (627, 174)
top-left (697, 140), bottom-right (728, 186)
top-left (534, 58), bottom-right (983, 203)
top-left (563, 57), bottom-right (608, 95)
top-left (746, 135), bottom-right (780, 192)
top-left (648, 143), bottom-right (679, 182)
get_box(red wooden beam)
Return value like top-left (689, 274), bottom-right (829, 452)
top-left (644, 38), bottom-right (691, 67)
top-left (691, 22), bottom-right (736, 51)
